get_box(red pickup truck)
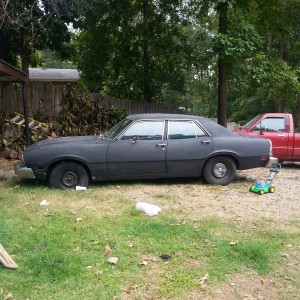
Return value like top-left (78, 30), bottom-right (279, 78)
top-left (233, 113), bottom-right (300, 162)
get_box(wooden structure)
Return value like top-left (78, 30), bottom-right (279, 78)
top-left (0, 243), bottom-right (18, 269)
top-left (0, 59), bottom-right (30, 145)
top-left (0, 68), bottom-right (79, 118)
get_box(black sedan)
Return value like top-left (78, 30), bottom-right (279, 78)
top-left (15, 114), bottom-right (277, 189)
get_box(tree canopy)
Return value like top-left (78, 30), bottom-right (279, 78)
top-left (1, 0), bottom-right (300, 125)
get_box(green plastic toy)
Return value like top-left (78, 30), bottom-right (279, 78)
top-left (249, 163), bottom-right (281, 195)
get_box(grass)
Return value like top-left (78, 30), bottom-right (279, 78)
top-left (0, 165), bottom-right (300, 299)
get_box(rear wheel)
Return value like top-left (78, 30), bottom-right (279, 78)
top-left (268, 186), bottom-right (275, 193)
top-left (202, 157), bottom-right (236, 185)
top-left (49, 162), bottom-right (89, 190)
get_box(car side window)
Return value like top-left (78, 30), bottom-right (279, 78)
top-left (168, 121), bottom-right (207, 140)
top-left (120, 121), bottom-right (164, 140)
top-left (252, 117), bottom-right (285, 132)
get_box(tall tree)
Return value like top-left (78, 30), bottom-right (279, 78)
top-left (76, 0), bottom-right (194, 103)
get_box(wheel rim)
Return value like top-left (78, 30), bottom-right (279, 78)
top-left (212, 162), bottom-right (228, 178)
top-left (61, 170), bottom-right (79, 187)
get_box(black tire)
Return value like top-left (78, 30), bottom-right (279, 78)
top-left (202, 157), bottom-right (236, 185)
top-left (49, 162), bottom-right (89, 190)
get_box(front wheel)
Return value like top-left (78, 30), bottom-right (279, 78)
top-left (202, 157), bottom-right (236, 185)
top-left (49, 162), bottom-right (89, 190)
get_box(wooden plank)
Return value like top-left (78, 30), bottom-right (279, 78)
top-left (0, 243), bottom-right (18, 269)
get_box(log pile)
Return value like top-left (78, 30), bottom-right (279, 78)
top-left (0, 147), bottom-right (19, 160)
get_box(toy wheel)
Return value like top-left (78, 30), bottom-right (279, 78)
top-left (258, 190), bottom-right (264, 195)
top-left (249, 186), bottom-right (255, 192)
top-left (268, 186), bottom-right (275, 193)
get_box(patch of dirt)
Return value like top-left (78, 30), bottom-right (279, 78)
top-left (109, 162), bottom-right (300, 230)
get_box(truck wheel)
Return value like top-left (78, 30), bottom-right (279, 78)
top-left (49, 162), bottom-right (89, 190)
top-left (202, 157), bottom-right (236, 185)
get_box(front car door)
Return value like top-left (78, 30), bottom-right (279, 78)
top-left (107, 120), bottom-right (167, 178)
top-left (250, 116), bottom-right (289, 158)
top-left (166, 120), bottom-right (213, 175)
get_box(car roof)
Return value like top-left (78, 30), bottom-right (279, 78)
top-left (127, 113), bottom-right (203, 121)
top-left (126, 113), bottom-right (234, 137)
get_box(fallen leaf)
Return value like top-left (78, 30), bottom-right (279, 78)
top-left (280, 253), bottom-right (289, 259)
top-left (4, 293), bottom-right (14, 300)
top-left (96, 270), bottom-right (104, 276)
top-left (73, 246), bottom-right (81, 252)
top-left (229, 241), bottom-right (238, 245)
top-left (104, 245), bottom-right (111, 255)
top-left (107, 257), bottom-right (118, 264)
top-left (140, 260), bottom-right (148, 266)
top-left (200, 273), bottom-right (209, 285)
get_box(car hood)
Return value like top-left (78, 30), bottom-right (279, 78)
top-left (26, 136), bottom-right (108, 151)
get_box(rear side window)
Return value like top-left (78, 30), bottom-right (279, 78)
top-left (168, 121), bottom-right (207, 140)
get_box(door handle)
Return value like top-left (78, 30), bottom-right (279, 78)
top-left (278, 134), bottom-right (286, 137)
top-left (201, 140), bottom-right (211, 144)
top-left (156, 143), bottom-right (166, 148)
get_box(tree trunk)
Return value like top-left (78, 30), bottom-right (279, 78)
top-left (143, 0), bottom-right (150, 103)
top-left (20, 29), bottom-right (33, 118)
top-left (217, 1), bottom-right (228, 127)
top-left (294, 99), bottom-right (300, 132)
top-left (0, 29), bottom-right (9, 61)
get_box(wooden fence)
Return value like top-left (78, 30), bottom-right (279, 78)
top-left (0, 81), bottom-right (238, 130)
top-left (0, 81), bottom-right (184, 118)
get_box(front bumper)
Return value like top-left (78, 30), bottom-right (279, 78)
top-left (264, 156), bottom-right (278, 168)
top-left (14, 160), bottom-right (35, 179)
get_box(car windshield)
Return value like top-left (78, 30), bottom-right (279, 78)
top-left (241, 114), bottom-right (262, 129)
top-left (105, 118), bottom-right (132, 139)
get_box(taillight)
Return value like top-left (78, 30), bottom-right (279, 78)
top-left (268, 139), bottom-right (273, 156)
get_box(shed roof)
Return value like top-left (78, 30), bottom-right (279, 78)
top-left (0, 59), bottom-right (28, 82)
top-left (29, 68), bottom-right (79, 82)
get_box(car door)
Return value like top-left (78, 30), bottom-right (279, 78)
top-left (107, 120), bottom-right (167, 178)
top-left (166, 120), bottom-right (213, 175)
top-left (249, 116), bottom-right (289, 158)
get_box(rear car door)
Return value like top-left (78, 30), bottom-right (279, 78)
top-left (166, 121), bottom-right (213, 175)
top-left (107, 120), bottom-right (167, 177)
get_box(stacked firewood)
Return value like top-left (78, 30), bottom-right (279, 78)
top-left (0, 147), bottom-right (19, 160)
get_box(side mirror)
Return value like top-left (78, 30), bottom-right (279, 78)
top-left (130, 136), bottom-right (139, 143)
top-left (259, 127), bottom-right (264, 135)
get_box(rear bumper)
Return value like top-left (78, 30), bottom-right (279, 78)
top-left (264, 156), bottom-right (278, 168)
top-left (14, 160), bottom-right (35, 179)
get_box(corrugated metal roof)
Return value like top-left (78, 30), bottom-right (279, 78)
top-left (29, 68), bottom-right (79, 81)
